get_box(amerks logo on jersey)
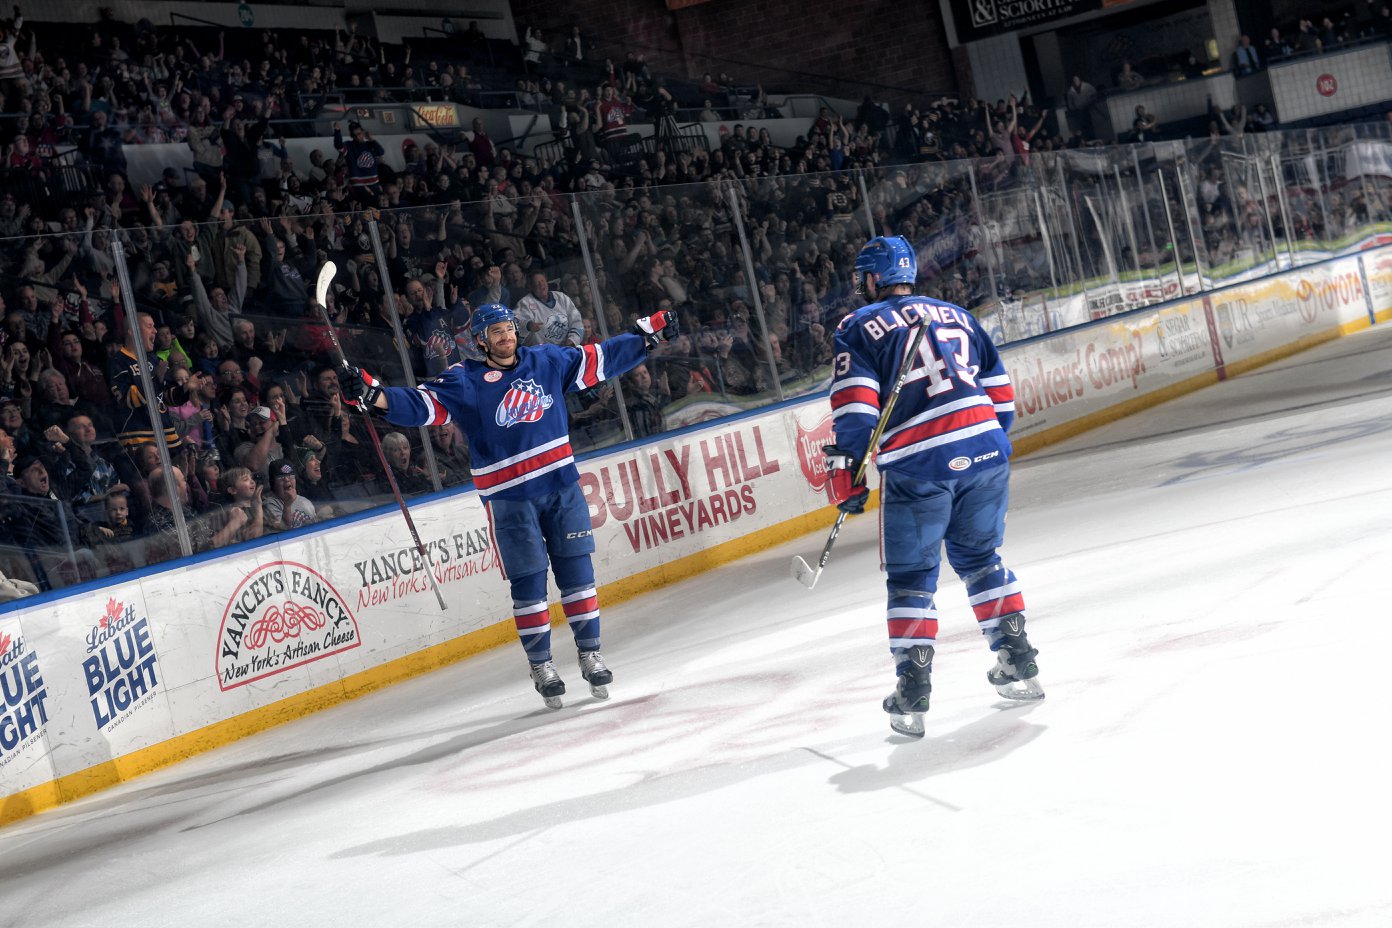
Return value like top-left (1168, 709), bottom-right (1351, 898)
top-left (496, 378), bottom-right (554, 427)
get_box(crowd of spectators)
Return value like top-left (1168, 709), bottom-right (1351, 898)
top-left (1, 6), bottom-right (1389, 597)
top-left (1061, 7), bottom-right (1392, 99)
top-left (1257, 5), bottom-right (1392, 65)
top-left (0, 8), bottom-right (889, 592)
top-left (1052, 5), bottom-right (1392, 145)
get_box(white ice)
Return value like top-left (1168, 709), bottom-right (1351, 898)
top-left (4, 325), bottom-right (1392, 928)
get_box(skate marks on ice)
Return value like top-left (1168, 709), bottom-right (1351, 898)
top-left (328, 668), bottom-right (993, 859)
top-left (330, 744), bottom-right (814, 861)
top-left (1019, 381), bottom-right (1392, 470)
top-left (174, 695), bottom-right (644, 834)
top-left (0, 706), bottom-right (543, 880)
top-left (1016, 325), bottom-right (1392, 477)
top-left (1128, 618), bottom-right (1282, 658)
top-left (809, 701), bottom-right (1046, 798)
top-left (1018, 411), bottom-right (1392, 491)
top-left (803, 745), bottom-right (961, 812)
top-left (1123, 532), bottom-right (1392, 665)
top-left (996, 478), bottom-right (1392, 612)
top-left (1156, 417), bottom-right (1392, 488)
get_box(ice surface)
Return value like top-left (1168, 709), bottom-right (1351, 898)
top-left (4, 326), bottom-right (1392, 928)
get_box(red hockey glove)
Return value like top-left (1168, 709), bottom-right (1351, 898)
top-left (824, 444), bottom-right (868, 514)
top-left (633, 310), bottom-right (678, 349)
top-left (339, 363), bottom-right (383, 409)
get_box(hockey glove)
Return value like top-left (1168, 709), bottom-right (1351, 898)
top-left (633, 310), bottom-right (678, 350)
top-left (339, 364), bottom-right (384, 410)
top-left (824, 444), bottom-right (868, 514)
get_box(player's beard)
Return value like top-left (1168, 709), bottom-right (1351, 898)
top-left (484, 335), bottom-right (518, 368)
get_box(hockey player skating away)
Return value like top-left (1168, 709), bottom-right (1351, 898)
top-left (339, 303), bottom-right (678, 708)
top-left (825, 236), bottom-right (1043, 738)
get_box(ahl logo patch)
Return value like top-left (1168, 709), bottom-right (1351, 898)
top-left (948, 456), bottom-right (972, 471)
top-left (496, 377), bottom-right (553, 427)
top-left (484, 370), bottom-right (502, 383)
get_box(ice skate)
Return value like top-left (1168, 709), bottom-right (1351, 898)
top-left (882, 645), bottom-right (933, 737)
top-left (530, 660), bottom-right (566, 709)
top-left (986, 614), bottom-right (1045, 701)
top-left (578, 649), bottom-right (612, 700)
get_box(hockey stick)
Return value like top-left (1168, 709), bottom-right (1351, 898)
top-left (792, 318), bottom-right (931, 590)
top-left (313, 261), bottom-right (448, 611)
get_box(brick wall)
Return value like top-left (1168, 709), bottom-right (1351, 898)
top-left (511, 0), bottom-right (960, 103)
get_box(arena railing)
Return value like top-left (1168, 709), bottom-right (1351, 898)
top-left (3, 120), bottom-right (1391, 604)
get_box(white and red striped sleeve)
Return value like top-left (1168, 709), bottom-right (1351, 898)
top-left (382, 381), bottom-right (453, 427)
top-left (571, 343), bottom-right (607, 390)
top-left (977, 335), bottom-right (1015, 432)
top-left (560, 333), bottom-right (649, 394)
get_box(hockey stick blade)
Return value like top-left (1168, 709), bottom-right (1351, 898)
top-left (314, 260), bottom-right (337, 312)
top-left (790, 555), bottom-right (821, 589)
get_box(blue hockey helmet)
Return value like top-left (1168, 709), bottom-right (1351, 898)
top-left (470, 303), bottom-right (516, 340)
top-left (853, 235), bottom-right (917, 293)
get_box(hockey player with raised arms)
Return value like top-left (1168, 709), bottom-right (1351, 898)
top-left (824, 235), bottom-right (1043, 737)
top-left (339, 303), bottom-right (677, 708)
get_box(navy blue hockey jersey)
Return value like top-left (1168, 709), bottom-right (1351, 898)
top-left (380, 333), bottom-right (650, 501)
top-left (830, 295), bottom-right (1015, 482)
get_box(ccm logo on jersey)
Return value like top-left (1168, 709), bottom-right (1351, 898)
top-left (565, 530), bottom-right (593, 539)
top-left (949, 451), bottom-right (1001, 471)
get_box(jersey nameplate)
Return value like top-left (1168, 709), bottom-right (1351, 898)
top-left (862, 301), bottom-right (974, 340)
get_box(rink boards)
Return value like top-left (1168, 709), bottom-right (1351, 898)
top-left (2, 247), bottom-right (1389, 825)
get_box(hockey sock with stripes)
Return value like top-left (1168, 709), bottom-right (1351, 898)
top-left (964, 560), bottom-right (1026, 626)
top-left (886, 568), bottom-right (939, 676)
top-left (553, 553), bottom-right (601, 651)
top-left (510, 570), bottom-right (552, 663)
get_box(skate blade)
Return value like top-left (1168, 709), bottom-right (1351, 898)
top-left (543, 695), bottom-right (564, 710)
top-left (888, 712), bottom-right (926, 738)
top-left (588, 684), bottom-right (610, 700)
top-left (994, 678), bottom-right (1045, 701)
